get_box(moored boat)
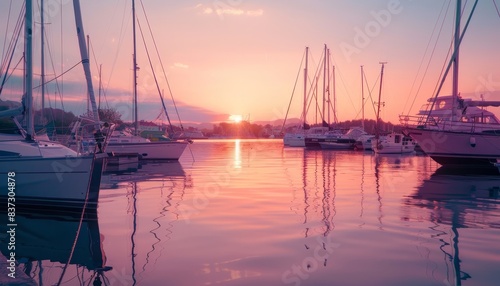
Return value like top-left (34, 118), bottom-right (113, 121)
top-left (401, 0), bottom-right (500, 167)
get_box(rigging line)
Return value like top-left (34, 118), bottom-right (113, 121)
top-left (88, 37), bottom-right (101, 82)
top-left (427, 30), bottom-right (454, 114)
top-left (33, 60), bottom-right (82, 89)
top-left (280, 48), bottom-right (305, 133)
top-left (493, 0), bottom-right (500, 19)
top-left (59, 0), bottom-right (63, 112)
top-left (422, 26), bottom-right (455, 117)
top-left (45, 26), bottom-right (66, 111)
top-left (0, 32), bottom-right (23, 97)
top-left (308, 48), bottom-right (325, 124)
top-left (426, 0), bottom-right (479, 121)
top-left (103, 0), bottom-right (130, 103)
top-left (95, 0), bottom-right (122, 58)
top-left (350, 68), bottom-right (368, 121)
top-left (88, 36), bottom-right (106, 110)
top-left (329, 53), bottom-right (357, 118)
top-left (136, 17), bottom-right (175, 136)
top-left (0, 3), bottom-right (24, 83)
top-left (305, 48), bottom-right (324, 122)
top-left (403, 0), bottom-right (450, 114)
top-left (1, 0), bottom-right (14, 71)
top-left (407, 0), bottom-right (452, 117)
top-left (139, 0), bottom-right (184, 130)
top-left (364, 71), bottom-right (381, 120)
top-left (0, 56), bottom-right (24, 97)
top-left (306, 78), bottom-right (324, 123)
top-left (2, 3), bottom-right (24, 77)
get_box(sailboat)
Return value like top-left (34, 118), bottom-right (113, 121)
top-left (401, 0), bottom-right (500, 166)
top-left (105, 0), bottom-right (189, 160)
top-left (283, 47), bottom-right (310, 147)
top-left (0, 0), bottom-right (108, 210)
top-left (354, 66), bottom-right (375, 151)
top-left (372, 63), bottom-right (416, 154)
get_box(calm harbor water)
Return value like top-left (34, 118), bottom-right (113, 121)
top-left (3, 139), bottom-right (500, 285)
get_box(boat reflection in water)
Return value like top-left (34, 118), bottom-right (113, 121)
top-left (0, 209), bottom-right (111, 285)
top-left (99, 160), bottom-right (190, 285)
top-left (101, 161), bottom-right (186, 189)
top-left (403, 167), bottom-right (500, 286)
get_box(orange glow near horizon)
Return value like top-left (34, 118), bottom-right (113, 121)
top-left (228, 115), bottom-right (243, 123)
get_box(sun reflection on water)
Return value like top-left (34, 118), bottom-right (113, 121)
top-left (234, 139), bottom-right (241, 168)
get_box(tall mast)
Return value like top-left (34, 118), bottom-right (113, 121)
top-left (132, 0), bottom-right (139, 134)
top-left (303, 47), bottom-right (308, 129)
top-left (327, 48), bottom-right (331, 127)
top-left (41, 0), bottom-right (45, 121)
top-left (25, 0), bottom-right (34, 140)
top-left (98, 64), bottom-right (102, 109)
top-left (322, 44), bottom-right (327, 126)
top-left (72, 0), bottom-right (100, 129)
top-left (86, 34), bottom-right (90, 113)
top-left (376, 62), bottom-right (387, 139)
top-left (361, 65), bottom-right (365, 130)
top-left (452, 0), bottom-right (461, 121)
top-left (333, 65), bottom-right (336, 124)
top-left (314, 74), bottom-right (318, 124)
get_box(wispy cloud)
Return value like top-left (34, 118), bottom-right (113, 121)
top-left (202, 7), bottom-right (214, 14)
top-left (197, 4), bottom-right (263, 17)
top-left (246, 9), bottom-right (263, 17)
top-left (172, 63), bottom-right (189, 69)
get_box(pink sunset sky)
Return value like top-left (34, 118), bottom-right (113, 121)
top-left (1, 0), bottom-right (500, 125)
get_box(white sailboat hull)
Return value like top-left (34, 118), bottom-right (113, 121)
top-left (283, 133), bottom-right (305, 147)
top-left (106, 141), bottom-right (188, 160)
top-left (406, 127), bottom-right (500, 165)
top-left (0, 155), bottom-right (103, 209)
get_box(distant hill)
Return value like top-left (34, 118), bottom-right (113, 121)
top-left (252, 118), bottom-right (302, 127)
top-left (0, 99), bottom-right (21, 109)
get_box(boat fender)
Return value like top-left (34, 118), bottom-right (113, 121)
top-left (470, 137), bottom-right (476, 148)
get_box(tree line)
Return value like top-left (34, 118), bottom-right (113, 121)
top-left (0, 106), bottom-right (399, 138)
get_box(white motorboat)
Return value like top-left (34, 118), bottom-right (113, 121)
top-left (372, 133), bottom-right (416, 154)
top-left (283, 131), bottom-right (306, 147)
top-left (354, 134), bottom-right (375, 151)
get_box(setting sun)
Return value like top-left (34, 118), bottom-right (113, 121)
top-left (228, 115), bottom-right (243, 123)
